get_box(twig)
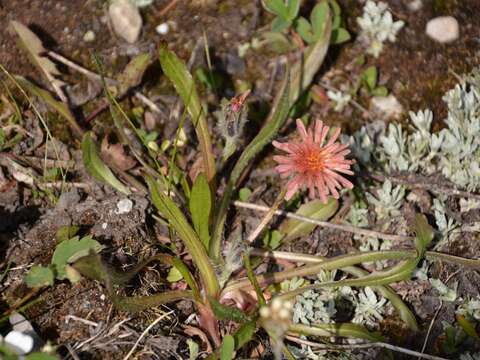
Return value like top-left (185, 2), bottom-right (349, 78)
top-left (123, 311), bottom-right (173, 360)
top-left (418, 301), bottom-right (442, 359)
top-left (47, 50), bottom-right (162, 115)
top-left (285, 336), bottom-right (448, 360)
top-left (367, 172), bottom-right (480, 201)
top-left (235, 200), bottom-right (412, 242)
top-left (158, 0), bottom-right (179, 17)
top-left (246, 188), bottom-right (287, 243)
top-left (319, 81), bottom-right (371, 117)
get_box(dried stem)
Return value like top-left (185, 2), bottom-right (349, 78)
top-left (235, 200), bottom-right (412, 242)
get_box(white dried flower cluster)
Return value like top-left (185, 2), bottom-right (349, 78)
top-left (456, 296), bottom-right (480, 321)
top-left (460, 353), bottom-right (480, 360)
top-left (352, 287), bottom-right (387, 327)
top-left (429, 278), bottom-right (457, 302)
top-left (376, 76), bottom-right (480, 191)
top-left (327, 90), bottom-right (352, 112)
top-left (365, 180), bottom-right (405, 220)
top-left (357, 1), bottom-right (404, 57)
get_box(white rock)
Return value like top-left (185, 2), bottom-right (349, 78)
top-left (371, 95), bottom-right (404, 120)
top-left (109, 0), bottom-right (142, 43)
top-left (83, 30), bottom-right (96, 42)
top-left (426, 16), bottom-right (459, 43)
top-left (116, 198), bottom-right (133, 214)
top-left (155, 22), bottom-right (169, 35)
top-left (407, 0), bottom-right (423, 12)
top-left (4, 331), bottom-right (34, 355)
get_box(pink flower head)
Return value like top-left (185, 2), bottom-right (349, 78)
top-left (273, 119), bottom-right (354, 202)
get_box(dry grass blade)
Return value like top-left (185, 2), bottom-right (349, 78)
top-left (10, 21), bottom-right (67, 102)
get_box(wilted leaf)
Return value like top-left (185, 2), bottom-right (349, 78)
top-left (101, 135), bottom-right (137, 171)
top-left (25, 266), bottom-right (55, 288)
top-left (279, 198), bottom-right (338, 242)
top-left (220, 335), bottom-right (235, 360)
top-left (52, 235), bottom-right (103, 280)
top-left (189, 173), bottom-right (211, 248)
top-left (117, 53), bottom-right (151, 94)
top-left (10, 21), bottom-right (64, 90)
top-left (82, 131), bottom-right (131, 194)
top-left (14, 76), bottom-right (83, 136)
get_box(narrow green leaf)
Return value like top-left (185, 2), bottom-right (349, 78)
top-left (290, 7), bottom-right (331, 104)
top-left (279, 198), bottom-right (338, 242)
top-left (233, 319), bottom-right (257, 350)
top-left (14, 76), bottom-right (83, 136)
top-left (311, 2), bottom-right (329, 39)
top-left (82, 131), bottom-right (131, 194)
top-left (457, 314), bottom-right (480, 340)
top-left (361, 66), bottom-right (377, 91)
top-left (159, 45), bottom-right (215, 183)
top-left (244, 253), bottom-right (266, 306)
top-left (220, 335), bottom-right (235, 360)
top-left (147, 177), bottom-right (220, 296)
top-left (290, 322), bottom-right (383, 342)
top-left (25, 266), bottom-right (55, 288)
top-left (25, 353), bottom-right (59, 360)
top-left (73, 252), bottom-right (195, 312)
top-left (52, 235), bottom-right (103, 280)
top-left (189, 173), bottom-right (211, 248)
top-left (331, 28), bottom-right (351, 44)
top-left (117, 53), bottom-right (151, 93)
top-left (210, 74), bottom-right (290, 261)
top-left (209, 297), bottom-right (250, 323)
top-left (172, 257), bottom-right (201, 300)
top-left (414, 213), bottom-right (434, 254)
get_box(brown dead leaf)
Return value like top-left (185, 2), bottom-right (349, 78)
top-left (100, 136), bottom-right (136, 171)
top-left (182, 324), bottom-right (212, 353)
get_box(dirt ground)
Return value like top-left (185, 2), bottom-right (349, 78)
top-left (1, 0), bottom-right (480, 359)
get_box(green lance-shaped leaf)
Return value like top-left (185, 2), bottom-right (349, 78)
top-left (73, 252), bottom-right (194, 312)
top-left (189, 173), bottom-right (211, 248)
top-left (290, 5), bottom-right (332, 104)
top-left (220, 335), bottom-right (235, 360)
top-left (210, 74), bottom-right (290, 261)
top-left (289, 322), bottom-right (383, 342)
top-left (331, 28), bottom-right (351, 44)
top-left (147, 177), bottom-right (220, 297)
top-left (279, 198), bottom-right (338, 242)
top-left (82, 131), bottom-right (131, 195)
top-left (159, 45), bottom-right (216, 184)
top-left (14, 76), bottom-right (83, 136)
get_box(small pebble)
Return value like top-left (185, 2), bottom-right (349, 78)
top-left (4, 331), bottom-right (34, 355)
top-left (102, 222), bottom-right (108, 230)
top-left (155, 22), bottom-right (169, 35)
top-left (109, 0), bottom-right (142, 43)
top-left (83, 30), bottom-right (96, 42)
top-left (371, 95), bottom-right (404, 120)
top-left (426, 16), bottom-right (459, 43)
top-left (116, 198), bottom-right (133, 214)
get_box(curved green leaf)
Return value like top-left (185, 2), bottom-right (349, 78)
top-left (279, 198), bottom-right (338, 242)
top-left (189, 173), bottom-right (211, 248)
top-left (210, 74), bottom-right (290, 261)
top-left (290, 322), bottom-right (383, 342)
top-left (159, 45), bottom-right (215, 183)
top-left (82, 131), bottom-right (131, 194)
top-left (220, 335), bottom-right (235, 360)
